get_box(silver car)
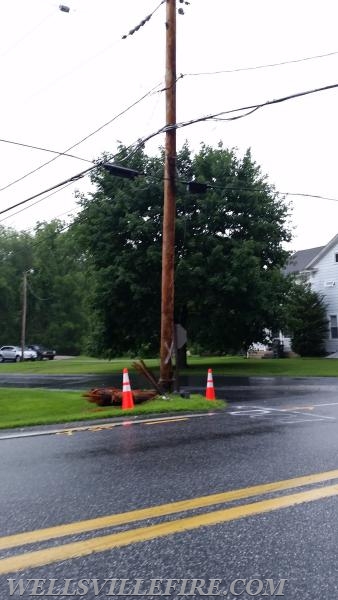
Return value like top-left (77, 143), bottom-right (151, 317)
top-left (0, 346), bottom-right (37, 362)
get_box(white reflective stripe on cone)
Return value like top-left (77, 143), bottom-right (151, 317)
top-left (123, 370), bottom-right (132, 391)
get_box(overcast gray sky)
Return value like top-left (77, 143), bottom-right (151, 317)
top-left (1, 0), bottom-right (338, 250)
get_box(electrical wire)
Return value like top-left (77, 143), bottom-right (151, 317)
top-left (25, 38), bottom-right (123, 105)
top-left (0, 81), bottom-right (163, 194)
top-left (4, 176), bottom-right (338, 250)
top-left (12, 58), bottom-right (332, 199)
top-left (0, 132), bottom-right (151, 220)
top-left (0, 167), bottom-right (92, 218)
top-left (156, 175), bottom-right (338, 204)
top-left (198, 186), bottom-right (338, 204)
top-left (0, 138), bottom-right (92, 164)
top-left (122, 0), bottom-right (165, 39)
top-left (26, 181), bottom-right (338, 258)
top-left (184, 49), bottom-right (338, 77)
top-left (0, 181), bottom-right (76, 224)
top-left (169, 82), bottom-right (338, 130)
top-left (102, 81), bottom-right (338, 154)
top-left (0, 10), bottom-right (54, 59)
top-left (20, 205), bottom-right (79, 235)
top-left (3, 81), bottom-right (338, 222)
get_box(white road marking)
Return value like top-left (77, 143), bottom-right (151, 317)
top-left (304, 402), bottom-right (338, 407)
top-left (282, 418), bottom-right (330, 424)
top-left (228, 403), bottom-right (337, 424)
top-left (253, 405), bottom-right (336, 421)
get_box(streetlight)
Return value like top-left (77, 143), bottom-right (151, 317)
top-left (21, 269), bottom-right (34, 361)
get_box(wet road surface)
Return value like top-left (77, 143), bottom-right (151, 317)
top-left (1, 381), bottom-right (338, 597)
top-left (1, 372), bottom-right (338, 400)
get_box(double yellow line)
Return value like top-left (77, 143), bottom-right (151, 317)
top-left (2, 468), bottom-right (338, 574)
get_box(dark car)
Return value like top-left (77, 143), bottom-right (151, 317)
top-left (28, 344), bottom-right (56, 360)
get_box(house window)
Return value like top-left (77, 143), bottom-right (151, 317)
top-left (330, 315), bottom-right (338, 339)
top-left (335, 253), bottom-right (338, 263)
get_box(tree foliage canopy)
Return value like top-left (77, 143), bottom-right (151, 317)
top-left (0, 221), bottom-right (88, 353)
top-left (286, 282), bottom-right (328, 357)
top-left (0, 143), bottom-right (292, 357)
top-left (74, 142), bottom-right (292, 357)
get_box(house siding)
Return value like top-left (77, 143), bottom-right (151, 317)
top-left (309, 241), bottom-right (338, 353)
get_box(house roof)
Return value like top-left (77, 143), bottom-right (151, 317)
top-left (285, 233), bottom-right (338, 275)
top-left (284, 246), bottom-right (324, 275)
top-left (306, 233), bottom-right (338, 268)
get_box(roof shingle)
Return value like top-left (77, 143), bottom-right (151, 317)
top-left (284, 246), bottom-right (324, 275)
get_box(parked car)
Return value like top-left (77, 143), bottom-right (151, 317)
top-left (27, 344), bottom-right (56, 360)
top-left (0, 346), bottom-right (37, 362)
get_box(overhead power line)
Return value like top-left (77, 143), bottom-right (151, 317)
top-left (0, 81), bottom-right (163, 195)
top-left (0, 148), bottom-right (143, 219)
top-left (170, 82), bottom-right (338, 130)
top-left (3, 80), bottom-right (338, 222)
top-left (0, 138), bottom-right (92, 164)
top-left (113, 81), bottom-right (338, 152)
top-left (0, 140), bottom-right (150, 223)
top-left (0, 166), bottom-right (92, 218)
top-left (184, 49), bottom-right (338, 77)
top-left (122, 0), bottom-right (165, 39)
top-left (6, 164), bottom-right (338, 231)
top-left (0, 181), bottom-right (76, 225)
top-left (182, 181), bottom-right (338, 204)
top-left (5, 78), bottom-right (335, 201)
top-left (0, 10), bottom-right (54, 59)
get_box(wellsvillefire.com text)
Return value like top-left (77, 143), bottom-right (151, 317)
top-left (7, 577), bottom-right (288, 597)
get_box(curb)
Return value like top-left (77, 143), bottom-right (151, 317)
top-left (0, 410), bottom-right (222, 441)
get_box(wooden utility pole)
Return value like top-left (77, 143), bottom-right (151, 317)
top-left (21, 271), bottom-right (28, 361)
top-left (160, 0), bottom-right (177, 391)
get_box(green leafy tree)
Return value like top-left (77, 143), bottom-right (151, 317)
top-left (74, 143), bottom-right (292, 357)
top-left (27, 221), bottom-right (89, 354)
top-left (286, 282), bottom-right (328, 356)
top-left (0, 226), bottom-right (33, 343)
top-left (0, 221), bottom-right (89, 354)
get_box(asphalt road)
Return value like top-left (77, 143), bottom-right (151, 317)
top-left (1, 371), bottom-right (338, 399)
top-left (1, 384), bottom-right (338, 598)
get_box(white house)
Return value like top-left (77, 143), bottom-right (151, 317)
top-left (285, 233), bottom-right (338, 354)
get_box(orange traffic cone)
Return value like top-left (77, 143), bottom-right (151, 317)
top-left (122, 368), bottom-right (134, 410)
top-left (205, 368), bottom-right (216, 400)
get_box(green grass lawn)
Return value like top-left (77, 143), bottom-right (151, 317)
top-left (186, 356), bottom-right (338, 377)
top-left (0, 356), bottom-right (135, 375)
top-left (0, 355), bottom-right (337, 377)
top-left (0, 389), bottom-right (225, 430)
